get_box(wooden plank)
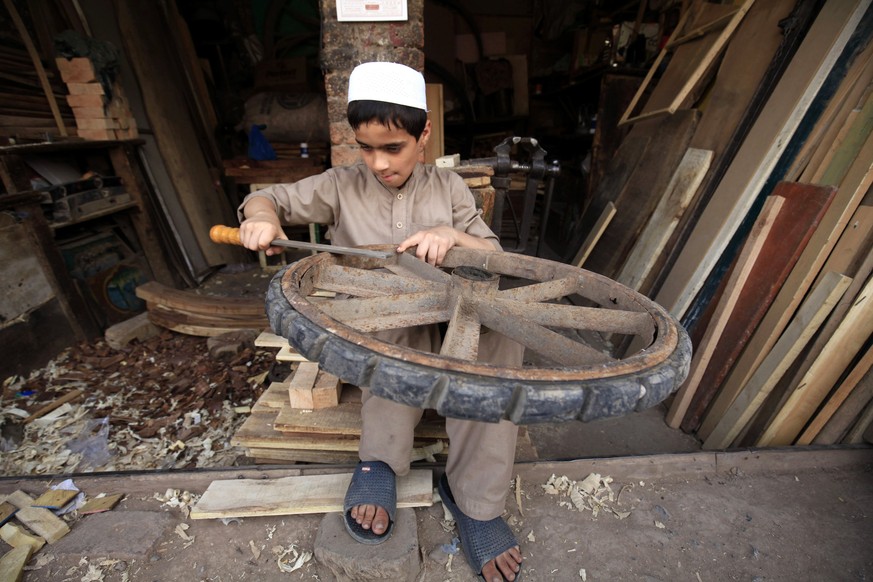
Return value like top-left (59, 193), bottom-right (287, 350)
top-left (0, 502), bottom-right (16, 526)
top-left (757, 274), bottom-right (873, 446)
top-left (654, 0), bottom-right (871, 319)
top-left (2, 0), bottom-right (67, 136)
top-left (273, 402), bottom-right (448, 439)
top-left (424, 83), bottom-right (444, 165)
top-left (0, 545), bottom-right (33, 582)
top-left (814, 356), bottom-right (873, 444)
top-left (232, 411), bottom-right (364, 451)
top-left (616, 148), bottom-right (713, 290)
top-left (190, 470), bottom-right (434, 520)
top-left (3, 490), bottom-right (69, 544)
top-left (621, 1), bottom-right (754, 125)
top-left (666, 195), bottom-right (784, 429)
top-left (572, 202), bottom-right (615, 268)
top-left (275, 345), bottom-right (309, 362)
top-left (684, 182), bottom-right (836, 435)
top-left (584, 110), bottom-right (700, 279)
top-left (32, 489), bottom-right (78, 510)
top-left (701, 272), bottom-right (852, 450)
top-left (844, 396), bottom-right (873, 443)
top-left (742, 209), bottom-right (873, 442)
top-left (698, 122), bottom-right (873, 438)
top-left (0, 523), bottom-right (45, 553)
top-left (246, 447), bottom-right (361, 465)
top-left (799, 345), bottom-right (873, 444)
top-left (255, 330), bottom-right (288, 348)
top-left (136, 281), bottom-right (265, 316)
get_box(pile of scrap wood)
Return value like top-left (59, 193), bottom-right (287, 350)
top-left (0, 24), bottom-right (74, 141)
top-left (135, 281), bottom-right (269, 336)
top-left (232, 331), bottom-right (538, 464)
top-left (0, 487), bottom-right (122, 580)
top-left (571, 0), bottom-right (872, 448)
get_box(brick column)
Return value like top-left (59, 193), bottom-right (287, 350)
top-left (320, 0), bottom-right (425, 167)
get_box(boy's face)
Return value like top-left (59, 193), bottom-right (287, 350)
top-left (355, 120), bottom-right (430, 189)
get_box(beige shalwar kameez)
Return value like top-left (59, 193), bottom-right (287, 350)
top-left (239, 162), bottom-right (523, 520)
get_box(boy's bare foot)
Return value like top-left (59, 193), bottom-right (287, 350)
top-left (350, 503), bottom-right (390, 535)
top-left (482, 545), bottom-right (523, 582)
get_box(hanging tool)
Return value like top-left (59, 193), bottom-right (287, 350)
top-left (209, 225), bottom-right (394, 259)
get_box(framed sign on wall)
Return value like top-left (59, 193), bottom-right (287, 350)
top-left (336, 0), bottom-right (408, 22)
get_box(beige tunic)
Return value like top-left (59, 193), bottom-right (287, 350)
top-left (240, 161), bottom-right (521, 520)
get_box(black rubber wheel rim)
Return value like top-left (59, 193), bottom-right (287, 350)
top-left (265, 246), bottom-right (691, 424)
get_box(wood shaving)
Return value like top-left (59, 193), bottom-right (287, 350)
top-left (2, 332), bottom-right (271, 478)
top-left (543, 473), bottom-right (633, 520)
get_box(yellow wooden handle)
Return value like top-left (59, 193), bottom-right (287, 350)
top-left (209, 225), bottom-right (243, 246)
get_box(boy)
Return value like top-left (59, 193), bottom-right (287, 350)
top-left (238, 62), bottom-right (523, 582)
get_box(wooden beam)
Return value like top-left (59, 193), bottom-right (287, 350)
top-left (666, 195), bottom-right (783, 429)
top-left (697, 121), bottom-right (873, 439)
top-left (757, 274), bottom-right (873, 446)
top-left (572, 202), bottom-right (616, 268)
top-left (654, 0), bottom-right (871, 318)
top-left (616, 148), bottom-right (713, 290)
top-left (799, 345), bottom-right (873, 444)
top-left (701, 272), bottom-right (851, 450)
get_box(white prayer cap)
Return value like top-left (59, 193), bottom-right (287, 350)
top-left (348, 62), bottom-right (427, 111)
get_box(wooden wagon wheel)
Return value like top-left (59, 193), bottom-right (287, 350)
top-left (265, 246), bottom-right (691, 424)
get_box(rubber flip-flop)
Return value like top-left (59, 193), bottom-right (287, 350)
top-left (342, 461), bottom-right (396, 544)
top-left (438, 473), bottom-right (523, 581)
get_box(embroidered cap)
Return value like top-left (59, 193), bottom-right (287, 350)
top-left (348, 62), bottom-right (427, 111)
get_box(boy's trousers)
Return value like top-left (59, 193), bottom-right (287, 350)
top-left (359, 328), bottom-right (524, 521)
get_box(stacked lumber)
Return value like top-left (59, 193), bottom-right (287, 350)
top-left (565, 0), bottom-right (873, 448)
top-left (0, 43), bottom-right (75, 141)
top-left (450, 164), bottom-right (497, 227)
top-left (135, 281), bottom-right (269, 337)
top-left (234, 331), bottom-right (538, 464)
top-left (55, 57), bottom-right (138, 140)
top-left (641, 0), bottom-right (873, 449)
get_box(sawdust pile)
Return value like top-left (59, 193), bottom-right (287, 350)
top-left (542, 473), bottom-right (632, 519)
top-left (1, 330), bottom-right (272, 476)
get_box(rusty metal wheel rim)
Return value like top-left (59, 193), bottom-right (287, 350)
top-left (266, 246), bottom-right (691, 423)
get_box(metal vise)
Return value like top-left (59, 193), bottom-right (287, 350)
top-left (464, 137), bottom-right (561, 254)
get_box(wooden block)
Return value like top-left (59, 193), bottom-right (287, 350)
top-left (312, 370), bottom-right (343, 409)
top-left (273, 402), bottom-right (448, 440)
top-left (66, 93), bottom-right (105, 108)
top-left (288, 361), bottom-right (320, 408)
top-left (436, 154), bottom-right (460, 167)
top-left (79, 493), bottom-right (124, 514)
top-left (65, 82), bottom-right (105, 95)
top-left (3, 491), bottom-right (69, 544)
top-left (0, 502), bottom-right (16, 525)
top-left (72, 106), bottom-right (108, 119)
top-left (463, 176), bottom-right (491, 187)
top-left (0, 523), bottom-right (46, 553)
top-left (32, 488), bottom-right (78, 510)
top-left (105, 311), bottom-right (160, 349)
top-left (254, 378), bottom-right (293, 411)
top-left (190, 470), bottom-right (433, 519)
top-left (0, 545), bottom-right (33, 582)
top-left (55, 56), bottom-right (97, 83)
top-left (76, 117), bottom-right (119, 130)
top-left (77, 128), bottom-right (117, 141)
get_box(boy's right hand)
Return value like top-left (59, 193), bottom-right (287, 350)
top-left (240, 216), bottom-right (287, 256)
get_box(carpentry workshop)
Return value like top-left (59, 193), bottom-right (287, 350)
top-left (0, 0), bottom-right (871, 580)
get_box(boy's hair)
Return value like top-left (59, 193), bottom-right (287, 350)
top-left (348, 100), bottom-right (428, 140)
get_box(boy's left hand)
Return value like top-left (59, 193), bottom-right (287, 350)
top-left (397, 226), bottom-right (459, 266)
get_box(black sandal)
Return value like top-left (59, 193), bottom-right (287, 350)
top-left (438, 473), bottom-right (522, 581)
top-left (342, 461), bottom-right (396, 544)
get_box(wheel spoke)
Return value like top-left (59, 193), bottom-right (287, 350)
top-left (497, 276), bottom-right (580, 302)
top-left (319, 291), bottom-right (448, 331)
top-left (317, 264), bottom-right (443, 296)
top-left (493, 299), bottom-right (653, 336)
top-left (440, 296), bottom-right (482, 361)
top-left (475, 300), bottom-right (615, 366)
